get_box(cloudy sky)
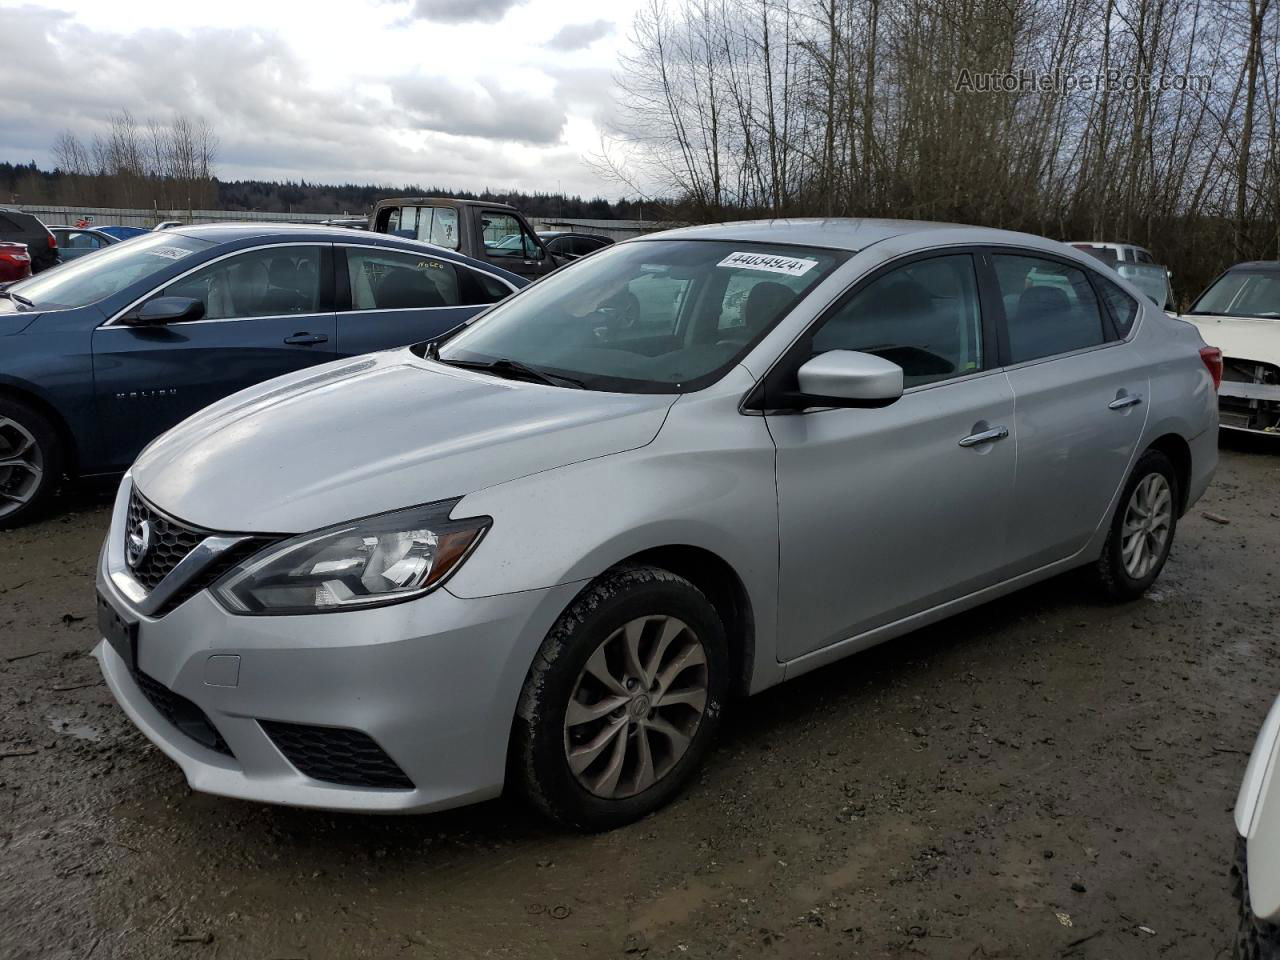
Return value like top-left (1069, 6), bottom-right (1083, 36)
top-left (0, 0), bottom-right (649, 197)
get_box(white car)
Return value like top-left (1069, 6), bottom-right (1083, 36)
top-left (1235, 695), bottom-right (1280, 957)
top-left (1185, 262), bottom-right (1280, 435)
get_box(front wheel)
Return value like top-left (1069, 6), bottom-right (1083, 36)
top-left (1235, 838), bottom-right (1280, 959)
top-left (514, 565), bottom-right (728, 831)
top-left (0, 397), bottom-right (63, 529)
top-left (1095, 449), bottom-right (1179, 600)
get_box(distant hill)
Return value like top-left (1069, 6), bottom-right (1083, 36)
top-left (0, 161), bottom-right (653, 220)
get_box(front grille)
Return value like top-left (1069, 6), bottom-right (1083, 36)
top-left (259, 720), bottom-right (414, 789)
top-left (126, 490), bottom-right (207, 591)
top-left (126, 488), bottom-right (278, 616)
top-left (132, 669), bottom-right (233, 756)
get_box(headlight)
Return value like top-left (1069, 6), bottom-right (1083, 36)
top-left (212, 500), bottom-right (489, 616)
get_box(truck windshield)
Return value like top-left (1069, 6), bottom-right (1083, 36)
top-left (1189, 269), bottom-right (1280, 319)
top-left (434, 239), bottom-right (847, 393)
top-left (7, 232), bottom-right (213, 309)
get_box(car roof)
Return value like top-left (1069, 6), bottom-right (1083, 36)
top-left (374, 197), bottom-right (516, 212)
top-left (637, 218), bottom-right (1070, 254)
top-left (159, 222), bottom-right (526, 284)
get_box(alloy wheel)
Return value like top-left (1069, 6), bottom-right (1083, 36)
top-left (1120, 473), bottom-right (1173, 579)
top-left (0, 417), bottom-right (44, 520)
top-left (563, 615), bottom-right (709, 799)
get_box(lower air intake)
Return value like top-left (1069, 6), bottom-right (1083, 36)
top-left (259, 720), bottom-right (414, 789)
top-left (132, 670), bottom-right (233, 757)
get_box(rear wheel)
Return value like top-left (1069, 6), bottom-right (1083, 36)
top-left (0, 397), bottom-right (62, 529)
top-left (1095, 449), bottom-right (1178, 600)
top-left (515, 564), bottom-right (728, 831)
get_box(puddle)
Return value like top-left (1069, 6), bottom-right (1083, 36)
top-left (46, 714), bottom-right (103, 742)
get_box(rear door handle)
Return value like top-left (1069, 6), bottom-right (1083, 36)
top-left (1108, 393), bottom-right (1142, 410)
top-left (284, 333), bottom-right (328, 346)
top-left (958, 425), bottom-right (1010, 447)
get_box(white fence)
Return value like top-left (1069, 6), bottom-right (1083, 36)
top-left (10, 205), bottom-right (671, 240)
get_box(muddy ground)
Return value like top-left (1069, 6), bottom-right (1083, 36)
top-left (1, 438), bottom-right (1277, 960)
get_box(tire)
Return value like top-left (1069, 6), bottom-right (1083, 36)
top-left (0, 396), bottom-right (63, 529)
top-left (514, 564), bottom-right (728, 831)
top-left (1095, 448), bottom-right (1179, 600)
top-left (1234, 837), bottom-right (1280, 959)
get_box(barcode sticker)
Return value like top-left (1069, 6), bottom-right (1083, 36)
top-left (717, 251), bottom-right (818, 277)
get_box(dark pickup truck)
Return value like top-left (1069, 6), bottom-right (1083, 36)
top-left (370, 197), bottom-right (560, 281)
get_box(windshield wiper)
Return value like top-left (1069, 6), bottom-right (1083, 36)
top-left (0, 290), bottom-right (34, 308)
top-left (432, 354), bottom-right (586, 389)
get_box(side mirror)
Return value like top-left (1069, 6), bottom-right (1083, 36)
top-left (795, 350), bottom-right (904, 407)
top-left (124, 296), bottom-right (205, 326)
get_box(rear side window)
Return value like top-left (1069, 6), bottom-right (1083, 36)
top-left (1097, 276), bottom-right (1140, 335)
top-left (347, 248), bottom-right (460, 310)
top-left (992, 254), bottom-right (1106, 363)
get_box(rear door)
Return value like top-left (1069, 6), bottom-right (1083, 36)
top-left (91, 243), bottom-right (337, 468)
top-left (335, 245), bottom-right (514, 356)
top-left (989, 250), bottom-right (1149, 572)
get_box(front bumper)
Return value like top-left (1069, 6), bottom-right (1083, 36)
top-left (1218, 379), bottom-right (1280, 435)
top-left (95, 483), bottom-right (583, 813)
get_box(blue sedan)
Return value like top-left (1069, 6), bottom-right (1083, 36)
top-left (0, 223), bottom-right (526, 526)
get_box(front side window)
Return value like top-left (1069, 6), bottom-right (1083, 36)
top-left (347, 248), bottom-right (460, 310)
top-left (437, 240), bottom-right (846, 392)
top-left (482, 213), bottom-right (540, 259)
top-left (162, 246), bottom-right (322, 320)
top-left (1190, 269), bottom-right (1280, 319)
top-left (992, 254), bottom-right (1106, 363)
top-left (8, 232), bottom-right (213, 309)
top-left (808, 254), bottom-right (983, 387)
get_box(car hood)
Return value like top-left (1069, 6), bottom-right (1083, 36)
top-left (1183, 314), bottom-right (1280, 365)
top-left (132, 350), bottom-right (677, 533)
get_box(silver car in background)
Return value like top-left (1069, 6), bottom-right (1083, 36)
top-left (95, 219), bottom-right (1219, 830)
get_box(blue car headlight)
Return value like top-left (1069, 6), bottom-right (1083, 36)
top-left (213, 500), bottom-right (489, 615)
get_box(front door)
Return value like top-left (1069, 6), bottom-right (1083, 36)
top-left (476, 210), bottom-right (550, 280)
top-left (768, 253), bottom-right (1017, 661)
top-left (990, 252), bottom-right (1149, 571)
top-left (91, 243), bottom-right (336, 469)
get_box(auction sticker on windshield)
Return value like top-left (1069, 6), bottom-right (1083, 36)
top-left (147, 246), bottom-right (194, 261)
top-left (718, 251), bottom-right (819, 277)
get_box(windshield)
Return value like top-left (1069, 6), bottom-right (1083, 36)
top-left (434, 239), bottom-right (847, 392)
top-left (1115, 263), bottom-right (1172, 309)
top-left (7, 232), bottom-right (213, 309)
top-left (1190, 269), bottom-right (1280, 318)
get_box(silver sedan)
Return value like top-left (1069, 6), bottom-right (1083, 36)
top-left (95, 219), bottom-right (1219, 830)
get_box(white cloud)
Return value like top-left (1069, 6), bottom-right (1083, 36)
top-left (0, 0), bottom-right (653, 198)
top-left (545, 19), bottom-right (614, 51)
top-left (401, 0), bottom-right (528, 23)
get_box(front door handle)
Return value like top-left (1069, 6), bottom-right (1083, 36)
top-left (958, 425), bottom-right (1010, 447)
top-left (284, 333), bottom-right (328, 346)
top-left (1108, 393), bottom-right (1143, 410)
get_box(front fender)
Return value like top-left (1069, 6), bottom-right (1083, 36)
top-left (447, 368), bottom-right (783, 690)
